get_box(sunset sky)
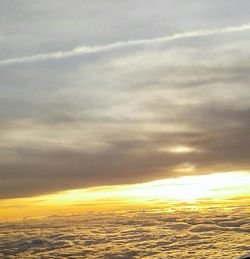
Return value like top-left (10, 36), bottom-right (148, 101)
top-left (1, 2), bottom-right (250, 258)
top-left (1, 1), bottom-right (250, 205)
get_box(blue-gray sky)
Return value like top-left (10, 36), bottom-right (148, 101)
top-left (0, 0), bottom-right (250, 198)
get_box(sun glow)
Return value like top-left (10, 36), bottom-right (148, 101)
top-left (0, 171), bottom-right (250, 220)
top-left (160, 145), bottom-right (197, 154)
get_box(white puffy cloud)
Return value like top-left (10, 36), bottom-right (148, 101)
top-left (0, 204), bottom-right (250, 258)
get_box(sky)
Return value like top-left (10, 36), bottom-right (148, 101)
top-left (1, 0), bottom-right (250, 199)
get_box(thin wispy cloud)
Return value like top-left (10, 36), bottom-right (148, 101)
top-left (1, 1), bottom-right (250, 199)
top-left (1, 2), bottom-right (250, 258)
top-left (1, 23), bottom-right (250, 66)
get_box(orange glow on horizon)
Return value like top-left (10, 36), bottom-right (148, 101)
top-left (0, 171), bottom-right (250, 221)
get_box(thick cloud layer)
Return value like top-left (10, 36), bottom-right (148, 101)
top-left (0, 203), bottom-right (249, 258)
top-left (0, 1), bottom-right (250, 198)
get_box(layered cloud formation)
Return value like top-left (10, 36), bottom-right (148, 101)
top-left (0, 1), bottom-right (250, 198)
top-left (0, 204), bottom-right (249, 258)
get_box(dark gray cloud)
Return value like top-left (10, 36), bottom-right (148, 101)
top-left (0, 1), bottom-right (250, 198)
